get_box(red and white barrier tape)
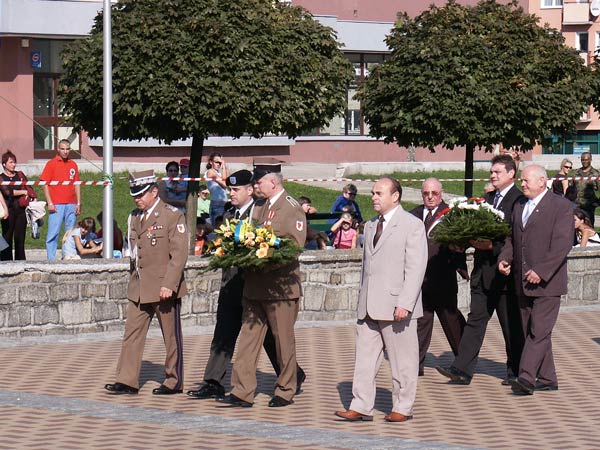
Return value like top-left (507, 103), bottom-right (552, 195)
top-left (3, 175), bottom-right (599, 186)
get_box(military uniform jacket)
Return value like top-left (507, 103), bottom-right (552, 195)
top-left (127, 199), bottom-right (189, 304)
top-left (243, 191), bottom-right (307, 300)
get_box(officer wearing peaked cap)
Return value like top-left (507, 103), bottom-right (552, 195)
top-left (105, 170), bottom-right (189, 396)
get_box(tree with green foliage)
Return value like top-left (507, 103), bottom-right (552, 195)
top-left (358, 0), bottom-right (600, 196)
top-left (60, 0), bottom-right (353, 249)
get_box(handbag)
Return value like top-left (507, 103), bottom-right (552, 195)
top-left (17, 171), bottom-right (37, 209)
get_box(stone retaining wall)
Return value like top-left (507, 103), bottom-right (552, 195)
top-left (0, 248), bottom-right (598, 337)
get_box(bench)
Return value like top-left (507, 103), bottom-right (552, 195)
top-left (306, 212), bottom-right (342, 233)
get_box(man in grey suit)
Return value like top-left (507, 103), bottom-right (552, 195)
top-left (335, 177), bottom-right (428, 422)
top-left (498, 165), bottom-right (573, 395)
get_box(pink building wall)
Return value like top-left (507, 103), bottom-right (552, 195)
top-left (0, 37), bottom-right (34, 163)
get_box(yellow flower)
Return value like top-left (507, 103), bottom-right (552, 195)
top-left (259, 242), bottom-right (269, 249)
top-left (245, 231), bottom-right (256, 240)
top-left (215, 247), bottom-right (225, 257)
top-left (256, 236), bottom-right (264, 243)
top-left (244, 239), bottom-right (256, 247)
top-left (214, 238), bottom-right (222, 247)
top-left (223, 231), bottom-right (233, 238)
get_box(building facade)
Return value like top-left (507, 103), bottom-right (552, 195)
top-left (0, 0), bottom-right (597, 166)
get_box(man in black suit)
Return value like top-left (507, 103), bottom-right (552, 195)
top-left (410, 178), bottom-right (467, 376)
top-left (187, 169), bottom-right (305, 399)
top-left (437, 154), bottom-right (524, 385)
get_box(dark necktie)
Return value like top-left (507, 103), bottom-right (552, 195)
top-left (373, 215), bottom-right (385, 247)
top-left (424, 208), bottom-right (434, 231)
top-left (234, 209), bottom-right (240, 220)
top-left (493, 191), bottom-right (502, 208)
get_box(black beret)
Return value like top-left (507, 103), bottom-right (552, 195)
top-left (226, 169), bottom-right (254, 187)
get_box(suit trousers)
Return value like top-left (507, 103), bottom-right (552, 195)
top-left (350, 317), bottom-right (418, 417)
top-left (417, 291), bottom-right (465, 372)
top-left (116, 298), bottom-right (184, 390)
top-left (454, 286), bottom-right (524, 377)
top-left (231, 297), bottom-right (299, 403)
top-left (203, 281), bottom-right (282, 386)
top-left (517, 295), bottom-right (560, 385)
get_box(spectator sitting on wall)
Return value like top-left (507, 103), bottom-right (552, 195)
top-left (330, 212), bottom-right (358, 249)
top-left (330, 183), bottom-right (363, 223)
top-left (158, 161), bottom-right (187, 213)
top-left (194, 222), bottom-right (213, 256)
top-left (299, 196), bottom-right (327, 250)
top-left (197, 184), bottom-right (210, 224)
top-left (62, 217), bottom-right (102, 260)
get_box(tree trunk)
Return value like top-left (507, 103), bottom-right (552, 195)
top-left (464, 143), bottom-right (474, 198)
top-left (186, 133), bottom-right (204, 254)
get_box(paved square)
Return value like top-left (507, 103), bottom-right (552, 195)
top-left (0, 307), bottom-right (599, 449)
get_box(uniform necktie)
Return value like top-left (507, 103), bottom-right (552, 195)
top-left (234, 209), bottom-right (240, 220)
top-left (424, 208), bottom-right (435, 231)
top-left (522, 201), bottom-right (534, 226)
top-left (493, 191), bottom-right (502, 208)
top-left (373, 215), bottom-right (385, 247)
top-left (142, 211), bottom-right (148, 225)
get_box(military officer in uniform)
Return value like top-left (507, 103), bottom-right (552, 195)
top-left (105, 170), bottom-right (188, 395)
top-left (187, 170), bottom-right (305, 399)
top-left (218, 169), bottom-right (306, 407)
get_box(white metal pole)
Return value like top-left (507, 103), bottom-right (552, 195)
top-left (102, 0), bottom-right (114, 258)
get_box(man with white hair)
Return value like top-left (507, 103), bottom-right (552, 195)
top-left (498, 165), bottom-right (573, 395)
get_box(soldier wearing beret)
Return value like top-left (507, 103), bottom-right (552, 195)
top-left (188, 170), bottom-right (305, 400)
top-left (218, 169), bottom-right (306, 408)
top-left (105, 170), bottom-right (189, 395)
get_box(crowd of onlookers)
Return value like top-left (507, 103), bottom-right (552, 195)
top-left (3, 144), bottom-right (600, 261)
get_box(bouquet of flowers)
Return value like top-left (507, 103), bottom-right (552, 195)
top-left (430, 197), bottom-right (511, 247)
top-left (206, 218), bottom-right (303, 271)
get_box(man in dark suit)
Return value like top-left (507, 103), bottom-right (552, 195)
top-left (437, 154), bottom-right (524, 385)
top-left (217, 170), bottom-right (306, 408)
top-left (187, 170), bottom-right (304, 399)
top-left (410, 178), bottom-right (467, 376)
top-left (498, 165), bottom-right (573, 395)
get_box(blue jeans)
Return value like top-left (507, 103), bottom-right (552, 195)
top-left (46, 203), bottom-right (77, 260)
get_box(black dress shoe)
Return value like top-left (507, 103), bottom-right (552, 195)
top-left (268, 395), bottom-right (294, 407)
top-left (435, 365), bottom-right (472, 385)
top-left (501, 376), bottom-right (517, 386)
top-left (296, 370), bottom-right (306, 395)
top-left (534, 382), bottom-right (559, 391)
top-left (104, 382), bottom-right (139, 395)
top-left (215, 394), bottom-right (253, 408)
top-left (511, 377), bottom-right (535, 395)
top-left (152, 385), bottom-right (183, 395)
top-left (187, 382), bottom-right (225, 399)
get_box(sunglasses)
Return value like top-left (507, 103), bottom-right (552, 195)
top-left (563, 165), bottom-right (572, 169)
top-left (422, 191), bottom-right (441, 196)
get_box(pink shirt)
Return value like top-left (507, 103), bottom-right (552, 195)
top-left (333, 227), bottom-right (356, 249)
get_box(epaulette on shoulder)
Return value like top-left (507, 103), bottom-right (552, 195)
top-left (286, 195), bottom-right (300, 208)
top-left (165, 203), bottom-right (179, 213)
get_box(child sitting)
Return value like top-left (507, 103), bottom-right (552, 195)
top-left (194, 222), bottom-right (213, 256)
top-left (330, 212), bottom-right (357, 249)
top-left (62, 217), bottom-right (103, 260)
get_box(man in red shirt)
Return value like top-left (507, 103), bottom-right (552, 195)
top-left (40, 139), bottom-right (81, 260)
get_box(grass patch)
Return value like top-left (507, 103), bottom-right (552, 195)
top-left (349, 170), bottom-right (492, 197)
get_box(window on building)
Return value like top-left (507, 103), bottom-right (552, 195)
top-left (542, 0), bottom-right (562, 7)
top-left (32, 39), bottom-right (79, 158)
top-left (576, 32), bottom-right (589, 52)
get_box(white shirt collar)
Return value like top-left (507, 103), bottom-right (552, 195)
top-left (496, 182), bottom-right (514, 200)
top-left (144, 197), bottom-right (160, 217)
top-left (381, 205), bottom-right (400, 228)
top-left (527, 188), bottom-right (548, 206)
top-left (269, 189), bottom-right (285, 208)
top-left (237, 199), bottom-right (253, 216)
top-left (422, 205), bottom-right (439, 220)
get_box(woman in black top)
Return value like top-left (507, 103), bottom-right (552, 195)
top-left (1, 150), bottom-right (28, 260)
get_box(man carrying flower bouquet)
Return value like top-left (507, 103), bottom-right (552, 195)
top-left (188, 170), bottom-right (305, 400)
top-left (217, 169), bottom-right (306, 408)
top-left (436, 154), bottom-right (525, 386)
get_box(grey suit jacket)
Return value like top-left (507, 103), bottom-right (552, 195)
top-left (357, 205), bottom-right (428, 321)
top-left (499, 191), bottom-right (573, 297)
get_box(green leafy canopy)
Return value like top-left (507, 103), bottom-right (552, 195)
top-left (59, 0), bottom-right (354, 143)
top-left (358, 0), bottom-right (600, 152)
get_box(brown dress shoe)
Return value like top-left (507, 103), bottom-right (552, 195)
top-left (384, 412), bottom-right (413, 422)
top-left (334, 409), bottom-right (373, 421)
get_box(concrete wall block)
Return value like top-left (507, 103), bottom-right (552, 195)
top-left (309, 271), bottom-right (331, 283)
top-left (180, 297), bottom-right (192, 316)
top-left (108, 282), bottom-right (128, 300)
top-left (49, 284), bottom-right (79, 302)
top-left (567, 275), bottom-right (583, 302)
top-left (0, 286), bottom-right (18, 305)
top-left (584, 257), bottom-right (600, 271)
top-left (33, 305), bottom-right (59, 325)
top-left (19, 285), bottom-right (49, 303)
top-left (191, 293), bottom-right (211, 313)
top-left (349, 288), bottom-right (359, 311)
top-left (330, 273), bottom-right (342, 285)
top-left (568, 257), bottom-right (586, 272)
top-left (302, 285), bottom-right (325, 310)
top-left (81, 283), bottom-right (107, 299)
top-left (343, 271), bottom-right (361, 285)
top-left (7, 305), bottom-right (31, 327)
top-left (93, 301), bottom-right (120, 322)
top-left (210, 277), bottom-right (223, 292)
top-left (180, 316), bottom-right (197, 328)
top-left (21, 329), bottom-right (45, 337)
top-left (324, 288), bottom-right (349, 311)
top-left (190, 277), bottom-right (211, 293)
top-left (0, 309), bottom-right (6, 327)
top-left (196, 314), bottom-right (216, 326)
top-left (582, 274), bottom-right (599, 302)
top-left (59, 300), bottom-right (92, 325)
